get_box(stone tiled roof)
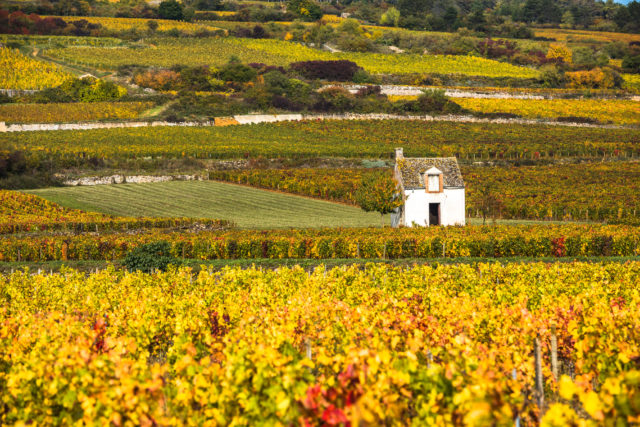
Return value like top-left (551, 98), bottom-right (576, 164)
top-left (396, 157), bottom-right (464, 189)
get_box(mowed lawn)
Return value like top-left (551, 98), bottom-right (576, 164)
top-left (28, 180), bottom-right (387, 229)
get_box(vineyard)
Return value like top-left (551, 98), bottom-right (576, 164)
top-left (532, 27), bottom-right (640, 44)
top-left (2, 3), bottom-right (640, 424)
top-left (209, 168), bottom-right (387, 205)
top-left (0, 47), bottom-right (70, 90)
top-left (210, 162), bottom-right (640, 222)
top-left (2, 263), bottom-right (640, 424)
top-left (385, 96), bottom-right (640, 125)
top-left (464, 163), bottom-right (640, 221)
top-left (0, 101), bottom-right (153, 124)
top-left (44, 37), bottom-right (540, 78)
top-left (453, 98), bottom-right (640, 125)
top-left (2, 121), bottom-right (639, 167)
top-left (0, 190), bottom-right (231, 235)
top-left (2, 223), bottom-right (638, 262)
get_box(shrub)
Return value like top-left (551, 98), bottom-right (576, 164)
top-left (355, 85), bottom-right (381, 97)
top-left (409, 89), bottom-right (461, 113)
top-left (32, 77), bottom-right (126, 103)
top-left (290, 60), bottom-right (361, 81)
top-left (123, 241), bottom-right (179, 272)
top-left (335, 34), bottom-right (376, 53)
top-left (565, 67), bottom-right (622, 89)
top-left (546, 44), bottom-right (572, 64)
top-left (539, 66), bottom-right (566, 88)
top-left (0, 150), bottom-right (27, 178)
top-left (622, 55), bottom-right (640, 73)
top-left (218, 62), bottom-right (257, 83)
top-left (476, 38), bottom-right (518, 59)
top-left (287, 0), bottom-right (322, 21)
top-left (314, 86), bottom-right (356, 111)
top-left (133, 69), bottom-right (180, 90)
top-left (352, 69), bottom-right (374, 84)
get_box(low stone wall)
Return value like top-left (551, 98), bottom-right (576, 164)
top-left (4, 120), bottom-right (214, 132)
top-left (62, 174), bottom-right (204, 186)
top-left (0, 89), bottom-right (38, 97)
top-left (332, 84), bottom-right (640, 101)
top-left (0, 112), bottom-right (628, 133)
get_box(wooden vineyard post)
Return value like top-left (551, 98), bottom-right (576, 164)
top-left (305, 338), bottom-right (312, 361)
top-left (512, 368), bottom-right (521, 427)
top-left (550, 326), bottom-right (559, 381)
top-left (535, 336), bottom-right (545, 413)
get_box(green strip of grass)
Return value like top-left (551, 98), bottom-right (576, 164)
top-left (28, 180), bottom-right (387, 229)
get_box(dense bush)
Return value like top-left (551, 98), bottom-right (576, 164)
top-left (123, 241), bottom-right (179, 272)
top-left (231, 24), bottom-right (270, 39)
top-left (622, 55), bottom-right (640, 73)
top-left (286, 0), bottom-right (322, 21)
top-left (158, 0), bottom-right (184, 20)
top-left (0, 10), bottom-right (68, 35)
top-left (219, 62), bottom-right (258, 83)
top-left (394, 89), bottom-right (462, 114)
top-left (565, 67), bottom-right (623, 89)
top-left (476, 38), bottom-right (518, 59)
top-left (290, 60), bottom-right (362, 81)
top-left (0, 150), bottom-right (27, 178)
top-left (33, 77), bottom-right (126, 103)
top-left (133, 69), bottom-right (181, 91)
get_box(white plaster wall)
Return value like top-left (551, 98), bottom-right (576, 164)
top-left (443, 188), bottom-right (466, 225)
top-left (233, 114), bottom-right (303, 125)
top-left (403, 188), bottom-right (465, 227)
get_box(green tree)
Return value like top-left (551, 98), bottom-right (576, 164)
top-left (158, 0), bottom-right (184, 20)
top-left (443, 7), bottom-right (459, 30)
top-left (476, 182), bottom-right (505, 225)
top-left (287, 0), bottom-right (323, 21)
top-left (398, 0), bottom-right (432, 17)
top-left (380, 7), bottom-right (401, 26)
top-left (355, 174), bottom-right (403, 227)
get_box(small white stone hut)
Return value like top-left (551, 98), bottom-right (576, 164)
top-left (391, 148), bottom-right (465, 227)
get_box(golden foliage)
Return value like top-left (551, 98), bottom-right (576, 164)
top-left (0, 101), bottom-right (153, 124)
top-left (0, 47), bottom-right (70, 90)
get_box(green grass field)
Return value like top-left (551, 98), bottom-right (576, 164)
top-left (28, 180), bottom-right (562, 229)
top-left (28, 180), bottom-right (387, 229)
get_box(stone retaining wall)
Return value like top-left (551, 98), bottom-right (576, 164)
top-left (62, 174), bottom-right (204, 186)
top-left (0, 112), bottom-right (629, 133)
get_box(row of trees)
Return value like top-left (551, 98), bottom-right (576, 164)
top-left (334, 0), bottom-right (640, 33)
top-left (3, 0), bottom-right (639, 34)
